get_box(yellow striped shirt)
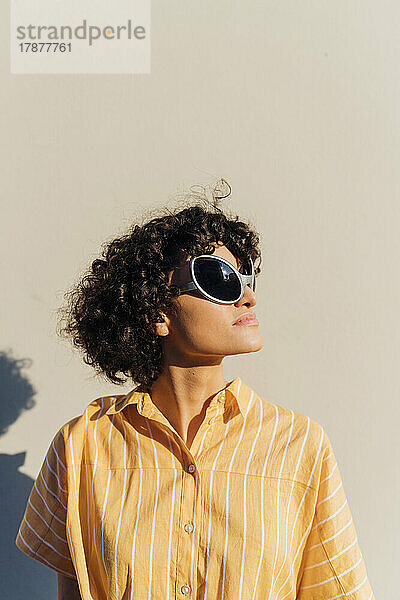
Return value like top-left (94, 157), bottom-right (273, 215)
top-left (16, 377), bottom-right (374, 599)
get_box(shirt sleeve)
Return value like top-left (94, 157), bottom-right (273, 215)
top-left (296, 432), bottom-right (374, 599)
top-left (15, 427), bottom-right (76, 579)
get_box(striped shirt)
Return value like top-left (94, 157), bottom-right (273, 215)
top-left (16, 376), bottom-right (374, 600)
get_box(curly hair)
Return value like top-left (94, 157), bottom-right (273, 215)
top-left (57, 182), bottom-right (262, 388)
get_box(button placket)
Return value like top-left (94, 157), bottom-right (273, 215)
top-left (175, 461), bottom-right (199, 599)
top-left (177, 472), bottom-right (199, 597)
top-left (175, 390), bottom-right (225, 596)
top-left (168, 388), bottom-right (227, 597)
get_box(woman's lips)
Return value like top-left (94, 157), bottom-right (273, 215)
top-left (233, 314), bottom-right (259, 326)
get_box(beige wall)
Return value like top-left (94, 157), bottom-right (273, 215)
top-left (2, 1), bottom-right (399, 596)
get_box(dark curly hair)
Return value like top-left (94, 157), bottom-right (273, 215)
top-left (57, 181), bottom-right (262, 387)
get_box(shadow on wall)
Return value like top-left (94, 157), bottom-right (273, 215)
top-left (0, 349), bottom-right (57, 600)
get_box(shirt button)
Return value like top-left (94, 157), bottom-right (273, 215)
top-left (184, 522), bottom-right (194, 533)
top-left (187, 463), bottom-right (196, 474)
top-left (217, 392), bottom-right (225, 402)
top-left (181, 584), bottom-right (191, 594)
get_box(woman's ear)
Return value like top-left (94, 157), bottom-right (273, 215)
top-left (153, 322), bottom-right (169, 337)
top-left (150, 312), bottom-right (170, 337)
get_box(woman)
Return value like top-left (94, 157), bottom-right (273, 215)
top-left (16, 183), bottom-right (374, 599)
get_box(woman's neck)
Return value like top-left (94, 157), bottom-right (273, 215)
top-left (148, 365), bottom-right (228, 447)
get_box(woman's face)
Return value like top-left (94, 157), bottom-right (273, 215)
top-left (157, 242), bottom-right (264, 365)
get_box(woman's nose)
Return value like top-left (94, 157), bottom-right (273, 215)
top-left (235, 285), bottom-right (257, 308)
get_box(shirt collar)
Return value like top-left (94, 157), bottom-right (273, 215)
top-left (105, 376), bottom-right (253, 417)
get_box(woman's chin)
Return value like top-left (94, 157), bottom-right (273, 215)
top-left (247, 338), bottom-right (264, 353)
top-left (232, 330), bottom-right (265, 354)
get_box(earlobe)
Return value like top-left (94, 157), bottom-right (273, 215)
top-left (154, 322), bottom-right (169, 336)
top-left (153, 312), bottom-right (170, 337)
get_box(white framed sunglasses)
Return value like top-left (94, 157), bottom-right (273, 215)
top-left (177, 254), bottom-right (256, 305)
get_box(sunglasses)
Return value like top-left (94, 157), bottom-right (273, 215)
top-left (177, 254), bottom-right (256, 305)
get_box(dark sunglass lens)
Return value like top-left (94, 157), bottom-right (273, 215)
top-left (194, 257), bottom-right (241, 301)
